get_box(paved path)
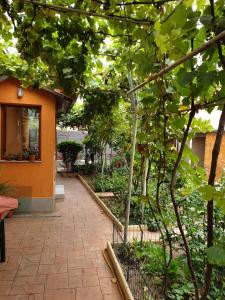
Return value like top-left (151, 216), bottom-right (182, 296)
top-left (2, 177), bottom-right (122, 300)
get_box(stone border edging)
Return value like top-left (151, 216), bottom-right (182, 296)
top-left (76, 174), bottom-right (124, 232)
top-left (106, 242), bottom-right (134, 300)
top-left (128, 224), bottom-right (148, 231)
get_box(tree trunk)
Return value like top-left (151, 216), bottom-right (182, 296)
top-left (201, 105), bottom-right (225, 299)
top-left (124, 72), bottom-right (139, 243)
top-left (141, 157), bottom-right (149, 221)
top-left (169, 109), bottom-right (200, 300)
top-left (101, 143), bottom-right (106, 174)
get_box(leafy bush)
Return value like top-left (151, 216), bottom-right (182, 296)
top-left (111, 168), bottom-right (128, 193)
top-left (57, 141), bottom-right (82, 171)
top-left (132, 241), bottom-right (185, 279)
top-left (111, 155), bottom-right (127, 168)
top-left (118, 241), bottom-right (194, 299)
top-left (92, 173), bottom-right (114, 192)
top-left (146, 218), bottom-right (158, 232)
top-left (92, 167), bottom-right (128, 193)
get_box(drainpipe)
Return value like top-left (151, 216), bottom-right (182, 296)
top-left (124, 72), bottom-right (139, 243)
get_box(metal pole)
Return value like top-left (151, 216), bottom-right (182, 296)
top-left (124, 72), bottom-right (139, 243)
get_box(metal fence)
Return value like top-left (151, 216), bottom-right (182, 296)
top-left (112, 223), bottom-right (161, 246)
top-left (112, 223), bottom-right (162, 300)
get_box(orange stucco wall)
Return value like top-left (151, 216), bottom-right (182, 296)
top-left (204, 132), bottom-right (225, 179)
top-left (0, 78), bottom-right (56, 198)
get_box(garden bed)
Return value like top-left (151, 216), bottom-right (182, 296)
top-left (106, 242), bottom-right (134, 300)
top-left (101, 196), bottom-right (126, 223)
top-left (112, 242), bottom-right (162, 300)
top-left (112, 234), bottom-right (224, 300)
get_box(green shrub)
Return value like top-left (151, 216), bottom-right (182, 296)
top-left (93, 173), bottom-right (114, 192)
top-left (92, 167), bottom-right (129, 193)
top-left (146, 218), bottom-right (158, 232)
top-left (111, 168), bottom-right (128, 193)
top-left (121, 241), bottom-right (191, 298)
top-left (57, 141), bottom-right (83, 171)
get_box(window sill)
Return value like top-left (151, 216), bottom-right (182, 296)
top-left (0, 160), bottom-right (42, 163)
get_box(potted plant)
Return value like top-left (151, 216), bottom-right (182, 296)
top-left (115, 159), bottom-right (122, 168)
top-left (28, 146), bottom-right (39, 162)
top-left (4, 155), bottom-right (11, 161)
top-left (22, 149), bottom-right (29, 160)
top-left (112, 155), bottom-right (123, 169)
top-left (29, 154), bottom-right (36, 162)
top-left (137, 143), bottom-right (144, 154)
top-left (29, 150), bottom-right (36, 162)
top-left (137, 143), bottom-right (148, 154)
top-left (17, 152), bottom-right (23, 161)
top-left (5, 154), bottom-right (17, 161)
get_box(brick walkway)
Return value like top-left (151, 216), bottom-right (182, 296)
top-left (1, 177), bottom-right (122, 300)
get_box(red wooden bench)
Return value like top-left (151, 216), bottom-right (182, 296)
top-left (0, 196), bottom-right (18, 262)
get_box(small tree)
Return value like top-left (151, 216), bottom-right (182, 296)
top-left (57, 141), bottom-right (83, 172)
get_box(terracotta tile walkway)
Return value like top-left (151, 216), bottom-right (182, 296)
top-left (2, 177), bottom-right (123, 300)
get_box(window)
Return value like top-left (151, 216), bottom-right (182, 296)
top-left (1, 105), bottom-right (40, 161)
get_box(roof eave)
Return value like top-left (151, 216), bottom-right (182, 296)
top-left (42, 88), bottom-right (75, 113)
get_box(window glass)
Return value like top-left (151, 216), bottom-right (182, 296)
top-left (2, 106), bottom-right (40, 161)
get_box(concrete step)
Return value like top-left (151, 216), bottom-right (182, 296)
top-left (55, 185), bottom-right (65, 199)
